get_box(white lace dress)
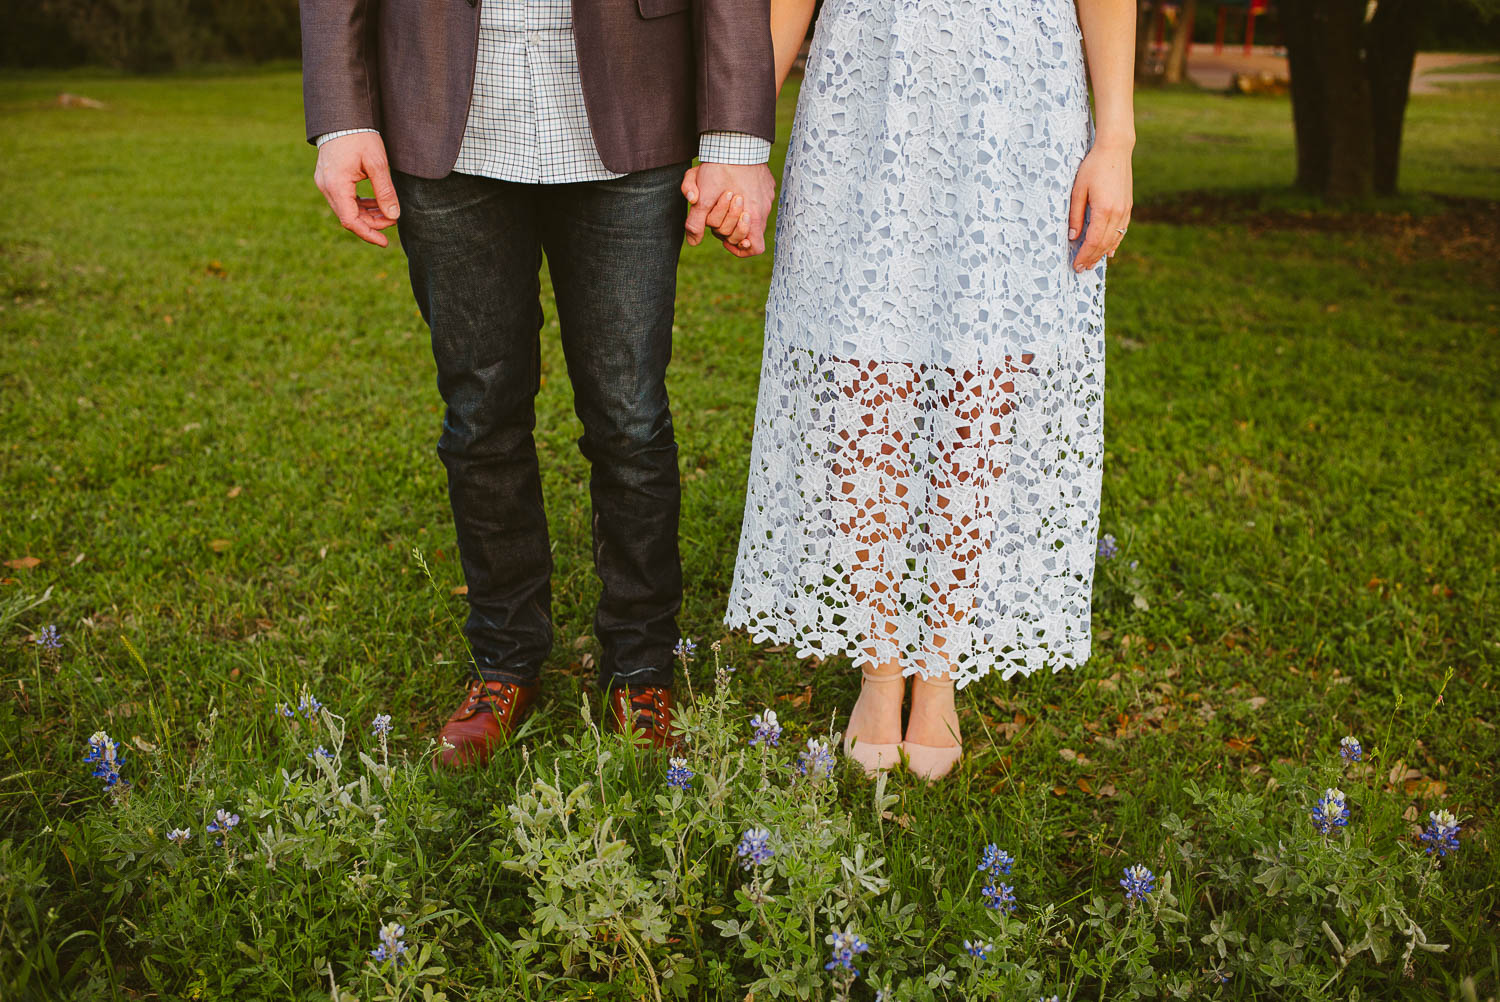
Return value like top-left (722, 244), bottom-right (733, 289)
top-left (725, 0), bottom-right (1107, 688)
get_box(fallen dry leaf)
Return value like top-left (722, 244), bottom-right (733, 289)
top-left (208, 539), bottom-right (232, 552)
top-left (4, 557), bottom-right (41, 570)
top-left (1051, 784), bottom-right (1068, 797)
top-left (226, 485), bottom-right (242, 498)
top-left (450, 585), bottom-right (468, 595)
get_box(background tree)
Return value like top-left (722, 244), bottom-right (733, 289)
top-left (1282, 0), bottom-right (1500, 200)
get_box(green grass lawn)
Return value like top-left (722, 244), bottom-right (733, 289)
top-left (1, 68), bottom-right (1497, 1000)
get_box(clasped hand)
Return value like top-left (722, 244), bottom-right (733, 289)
top-left (681, 162), bottom-right (776, 258)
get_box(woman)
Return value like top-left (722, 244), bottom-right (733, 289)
top-left (720, 0), bottom-right (1134, 779)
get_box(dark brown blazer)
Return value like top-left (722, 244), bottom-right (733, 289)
top-left (300, 0), bottom-right (777, 178)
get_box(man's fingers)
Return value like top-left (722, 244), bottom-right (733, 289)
top-left (368, 157), bottom-right (401, 221)
top-left (355, 197), bottom-right (399, 230)
top-left (684, 202), bottom-right (709, 245)
top-left (680, 166), bottom-right (701, 204)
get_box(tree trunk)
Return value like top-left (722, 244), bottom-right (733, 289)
top-left (1282, 0), bottom-right (1377, 201)
top-left (1319, 1), bottom-right (1375, 200)
top-left (1163, 0), bottom-right (1198, 85)
top-left (1135, 0), bottom-right (1159, 82)
top-left (1367, 0), bottom-right (1423, 196)
top-left (1282, 1), bottom-right (1330, 193)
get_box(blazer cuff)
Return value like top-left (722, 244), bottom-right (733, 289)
top-left (697, 131), bottom-right (771, 165)
top-left (315, 128), bottom-right (381, 148)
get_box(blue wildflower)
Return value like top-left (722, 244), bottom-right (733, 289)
top-left (308, 746), bottom-right (334, 762)
top-left (824, 927), bottom-right (869, 975)
top-left (666, 756), bottom-right (694, 790)
top-left (274, 702), bottom-right (294, 718)
top-left (370, 921), bottom-right (408, 966)
top-left (1120, 863), bottom-right (1156, 905)
top-left (371, 713), bottom-right (392, 737)
top-left (35, 625), bottom-right (62, 650)
top-left (749, 709), bottom-right (782, 748)
top-left (1311, 788), bottom-right (1350, 836)
top-left (737, 827), bottom-right (774, 869)
top-left (1097, 534), bottom-right (1118, 560)
top-left (981, 880), bottom-right (1016, 912)
top-left (166, 827), bottom-right (192, 845)
top-left (978, 843), bottom-right (1014, 876)
top-left (83, 731), bottom-right (124, 789)
top-left (206, 807), bottom-right (240, 846)
top-left (1339, 736), bottom-right (1362, 762)
top-left (673, 638), bottom-right (697, 661)
top-left (1419, 808), bottom-right (1461, 857)
top-left (296, 692), bottom-right (323, 719)
top-left (965, 939), bottom-right (994, 959)
top-left (797, 738), bottom-right (836, 780)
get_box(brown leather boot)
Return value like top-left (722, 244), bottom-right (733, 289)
top-left (434, 678), bottom-right (539, 770)
top-left (605, 684), bottom-right (677, 750)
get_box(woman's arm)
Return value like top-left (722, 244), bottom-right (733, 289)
top-left (1070, 0), bottom-right (1136, 272)
top-left (771, 0), bottom-right (818, 95)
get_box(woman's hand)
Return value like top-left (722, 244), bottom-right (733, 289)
top-left (1068, 139), bottom-right (1134, 272)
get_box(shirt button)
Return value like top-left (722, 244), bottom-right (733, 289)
top-left (528, 31), bottom-right (542, 45)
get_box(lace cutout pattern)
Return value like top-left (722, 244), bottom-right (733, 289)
top-left (726, 0), bottom-right (1107, 688)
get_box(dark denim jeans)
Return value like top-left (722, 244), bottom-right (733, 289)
top-left (393, 164), bottom-right (688, 690)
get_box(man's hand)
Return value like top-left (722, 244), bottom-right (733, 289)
top-left (681, 162), bottom-right (775, 258)
top-left (314, 132), bottom-right (401, 247)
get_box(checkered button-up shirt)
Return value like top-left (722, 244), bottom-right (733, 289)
top-left (318, 0), bottom-right (770, 182)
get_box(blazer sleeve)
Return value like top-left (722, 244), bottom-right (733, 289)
top-left (300, 0), bottom-right (383, 144)
top-left (693, 0), bottom-right (777, 145)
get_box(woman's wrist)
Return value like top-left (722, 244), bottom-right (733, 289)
top-left (1092, 127), bottom-right (1136, 153)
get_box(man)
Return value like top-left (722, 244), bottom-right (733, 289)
top-left (300, 0), bottom-right (776, 766)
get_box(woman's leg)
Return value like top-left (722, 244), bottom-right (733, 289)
top-left (904, 356), bottom-right (1032, 772)
top-left (833, 360), bottom-right (918, 761)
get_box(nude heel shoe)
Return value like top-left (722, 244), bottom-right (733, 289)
top-left (901, 676), bottom-right (963, 782)
top-left (842, 668), bottom-right (905, 776)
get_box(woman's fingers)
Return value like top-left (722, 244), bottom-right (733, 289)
top-left (1067, 178), bottom-right (1089, 243)
top-left (704, 192), bottom-right (737, 232)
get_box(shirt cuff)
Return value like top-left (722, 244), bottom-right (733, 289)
top-left (697, 131), bottom-right (771, 166)
top-left (315, 128), bottom-right (380, 148)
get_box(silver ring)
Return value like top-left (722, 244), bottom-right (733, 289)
top-left (1115, 227), bottom-right (1128, 235)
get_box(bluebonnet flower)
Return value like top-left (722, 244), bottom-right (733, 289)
top-left (1120, 863), bottom-right (1156, 905)
top-left (964, 939), bottom-right (993, 959)
top-left (1039, 996), bottom-right (1061, 1002)
top-left (296, 692), bottom-right (323, 719)
top-left (1097, 534), bottom-right (1118, 560)
top-left (797, 737), bottom-right (836, 780)
top-left (83, 731), bottom-right (124, 789)
top-left (35, 625), bottom-right (62, 650)
top-left (1419, 808), bottom-right (1461, 857)
top-left (737, 827), bottom-right (773, 869)
top-left (1206, 967), bottom-right (1233, 985)
top-left (1311, 788), bottom-right (1350, 836)
top-left (206, 808), bottom-right (240, 846)
top-left (308, 746), bottom-right (334, 762)
top-left (370, 921), bottom-right (408, 965)
top-left (274, 702), bottom-right (294, 718)
top-left (978, 844), bottom-right (1014, 876)
top-left (166, 827), bottom-right (192, 845)
top-left (824, 927), bottom-right (868, 975)
top-left (981, 879), bottom-right (1016, 912)
top-left (666, 756), bottom-right (694, 790)
top-left (749, 709), bottom-right (782, 748)
top-left (371, 714), bottom-right (392, 737)
top-left (1340, 736), bottom-right (1363, 762)
top-left (673, 638), bottom-right (697, 661)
